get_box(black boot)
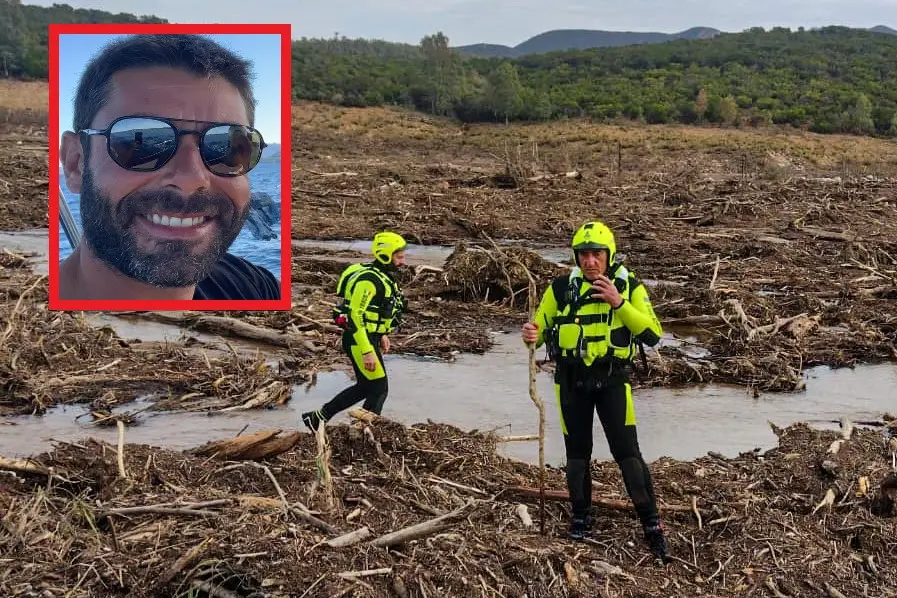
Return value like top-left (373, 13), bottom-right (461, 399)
top-left (566, 458), bottom-right (591, 541)
top-left (582, 462), bottom-right (593, 532)
top-left (643, 519), bottom-right (669, 562)
top-left (569, 516), bottom-right (589, 541)
top-left (301, 409), bottom-right (326, 432)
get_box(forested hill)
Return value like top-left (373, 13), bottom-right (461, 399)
top-left (292, 27), bottom-right (897, 135)
top-left (454, 25), bottom-right (896, 57)
top-left (0, 0), bottom-right (166, 78)
top-left (454, 27), bottom-right (723, 58)
top-left (3, 1), bottom-right (897, 137)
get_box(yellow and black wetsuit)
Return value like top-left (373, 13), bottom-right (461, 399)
top-left (530, 265), bottom-right (663, 531)
top-left (313, 263), bottom-right (404, 421)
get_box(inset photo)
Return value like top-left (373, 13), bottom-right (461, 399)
top-left (49, 23), bottom-right (292, 310)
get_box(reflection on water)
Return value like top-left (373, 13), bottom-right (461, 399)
top-left (3, 334), bottom-right (894, 466)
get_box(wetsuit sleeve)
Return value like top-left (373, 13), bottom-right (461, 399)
top-left (348, 277), bottom-right (378, 354)
top-left (529, 284), bottom-right (559, 348)
top-left (614, 281), bottom-right (663, 346)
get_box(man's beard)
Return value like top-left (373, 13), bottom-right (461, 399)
top-left (78, 167), bottom-right (249, 288)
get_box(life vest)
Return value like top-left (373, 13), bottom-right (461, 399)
top-left (331, 263), bottom-right (405, 334)
top-left (544, 261), bottom-right (644, 368)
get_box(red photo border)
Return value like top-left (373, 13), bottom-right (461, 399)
top-left (47, 23), bottom-right (293, 311)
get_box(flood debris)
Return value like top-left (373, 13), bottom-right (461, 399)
top-left (0, 129), bottom-right (48, 231)
top-left (2, 94), bottom-right (896, 402)
top-left (440, 240), bottom-right (565, 307)
top-left (1, 413), bottom-right (895, 597)
top-left (0, 266), bottom-right (312, 417)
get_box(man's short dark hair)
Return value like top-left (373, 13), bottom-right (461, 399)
top-left (72, 33), bottom-right (257, 133)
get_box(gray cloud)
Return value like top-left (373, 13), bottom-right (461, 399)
top-left (31, 0), bottom-right (895, 47)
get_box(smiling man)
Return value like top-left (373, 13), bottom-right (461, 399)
top-left (58, 34), bottom-right (280, 301)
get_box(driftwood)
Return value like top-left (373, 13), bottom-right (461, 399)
top-left (0, 456), bottom-right (53, 477)
top-left (217, 381), bottom-right (291, 412)
top-left (799, 225), bottom-right (857, 243)
top-left (337, 567), bottom-right (393, 580)
top-left (188, 429), bottom-right (300, 461)
top-left (157, 537), bottom-right (213, 586)
top-left (120, 312), bottom-right (321, 351)
top-left (662, 314), bottom-right (727, 326)
top-left (370, 501), bottom-right (473, 548)
top-left (235, 495), bottom-right (282, 509)
top-left (98, 504), bottom-right (223, 520)
top-left (348, 408), bottom-right (378, 423)
top-left (326, 526), bottom-right (373, 548)
top-left (0, 456), bottom-right (73, 483)
top-left (498, 434), bottom-right (540, 442)
top-left (364, 426), bottom-right (391, 468)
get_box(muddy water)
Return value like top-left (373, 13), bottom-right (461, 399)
top-left (0, 229), bottom-right (49, 273)
top-left (3, 334), bottom-right (894, 465)
top-left (3, 229), bottom-right (894, 466)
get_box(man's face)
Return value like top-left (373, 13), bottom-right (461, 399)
top-left (392, 250), bottom-right (406, 267)
top-left (577, 249), bottom-right (608, 281)
top-left (69, 67), bottom-right (252, 287)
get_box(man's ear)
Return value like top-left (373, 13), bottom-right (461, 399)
top-left (60, 131), bottom-right (85, 194)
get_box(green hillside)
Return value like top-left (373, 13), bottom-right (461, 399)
top-left (292, 27), bottom-right (897, 135)
top-left (2, 0), bottom-right (897, 137)
top-left (0, 0), bottom-right (166, 79)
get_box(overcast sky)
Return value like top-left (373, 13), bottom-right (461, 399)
top-left (32, 0), bottom-right (895, 47)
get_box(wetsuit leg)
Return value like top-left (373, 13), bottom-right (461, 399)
top-left (556, 371), bottom-right (595, 520)
top-left (319, 332), bottom-right (388, 419)
top-left (595, 379), bottom-right (660, 526)
top-left (359, 342), bottom-right (389, 414)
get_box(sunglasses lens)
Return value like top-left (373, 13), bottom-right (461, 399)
top-left (203, 125), bottom-right (264, 175)
top-left (108, 118), bottom-right (177, 170)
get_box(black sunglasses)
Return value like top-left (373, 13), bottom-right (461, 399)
top-left (80, 115), bottom-right (267, 177)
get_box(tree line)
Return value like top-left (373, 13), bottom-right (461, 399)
top-left (3, 1), bottom-right (897, 136)
top-left (292, 27), bottom-right (897, 136)
top-left (0, 0), bottom-right (165, 79)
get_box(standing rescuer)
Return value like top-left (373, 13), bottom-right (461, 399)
top-left (302, 231), bottom-right (407, 430)
top-left (521, 220), bottom-right (669, 561)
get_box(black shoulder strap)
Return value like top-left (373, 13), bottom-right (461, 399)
top-left (551, 275), bottom-right (572, 312)
top-left (628, 273), bottom-right (643, 296)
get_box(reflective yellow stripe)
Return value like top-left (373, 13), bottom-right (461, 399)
top-left (624, 382), bottom-right (636, 426)
top-left (349, 341), bottom-right (386, 381)
top-left (555, 383), bottom-right (568, 435)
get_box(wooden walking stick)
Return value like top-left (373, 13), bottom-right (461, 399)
top-left (523, 268), bottom-right (547, 535)
top-left (484, 235), bottom-right (547, 534)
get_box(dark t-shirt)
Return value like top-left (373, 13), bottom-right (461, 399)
top-left (193, 253), bottom-right (281, 300)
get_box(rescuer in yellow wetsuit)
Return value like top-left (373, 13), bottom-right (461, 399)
top-left (521, 221), bottom-right (669, 561)
top-left (302, 232), bottom-right (407, 430)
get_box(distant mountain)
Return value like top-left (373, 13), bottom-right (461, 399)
top-left (455, 25), bottom-right (897, 57)
top-left (869, 25), bottom-right (897, 35)
top-left (260, 143), bottom-right (281, 163)
top-left (455, 27), bottom-right (722, 57)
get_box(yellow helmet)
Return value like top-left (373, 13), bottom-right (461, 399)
top-left (372, 231), bottom-right (407, 265)
top-left (571, 221), bottom-right (616, 265)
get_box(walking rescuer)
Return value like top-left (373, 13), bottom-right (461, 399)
top-left (58, 34), bottom-right (280, 301)
top-left (521, 221), bottom-right (669, 561)
top-left (302, 232), bottom-right (408, 430)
